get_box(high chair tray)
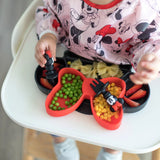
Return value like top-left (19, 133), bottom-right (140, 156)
top-left (1, 7), bottom-right (160, 153)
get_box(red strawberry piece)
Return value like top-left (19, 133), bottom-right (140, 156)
top-left (124, 96), bottom-right (140, 107)
top-left (126, 84), bottom-right (143, 96)
top-left (42, 69), bottom-right (47, 77)
top-left (54, 63), bottom-right (60, 68)
top-left (40, 78), bottom-right (53, 90)
top-left (55, 68), bottom-right (60, 73)
top-left (129, 89), bottom-right (147, 100)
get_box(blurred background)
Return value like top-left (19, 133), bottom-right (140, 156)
top-left (0, 0), bottom-right (32, 160)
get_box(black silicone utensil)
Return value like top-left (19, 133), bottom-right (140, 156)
top-left (44, 50), bottom-right (58, 86)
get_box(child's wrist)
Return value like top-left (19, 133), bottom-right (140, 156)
top-left (41, 33), bottom-right (57, 43)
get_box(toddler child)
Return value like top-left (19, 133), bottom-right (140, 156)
top-left (35, 0), bottom-right (160, 160)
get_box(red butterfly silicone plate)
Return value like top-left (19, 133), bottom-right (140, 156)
top-left (45, 68), bottom-right (126, 130)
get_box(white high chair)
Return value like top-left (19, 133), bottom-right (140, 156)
top-left (1, 0), bottom-right (160, 159)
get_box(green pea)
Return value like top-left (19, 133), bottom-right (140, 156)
top-left (72, 74), bottom-right (75, 79)
top-left (64, 83), bottom-right (68, 88)
top-left (62, 76), bottom-right (66, 80)
top-left (74, 93), bottom-right (78, 97)
top-left (51, 100), bottom-right (55, 104)
top-left (79, 93), bottom-right (82, 98)
top-left (53, 106), bottom-right (57, 110)
top-left (64, 95), bottom-right (68, 99)
top-left (61, 86), bottom-right (65, 90)
top-left (58, 107), bottom-right (62, 110)
top-left (76, 75), bottom-right (81, 80)
top-left (67, 77), bottom-right (71, 81)
top-left (73, 97), bottom-right (77, 102)
top-left (69, 93), bottom-right (73, 98)
top-left (72, 102), bottom-right (76, 105)
top-left (65, 91), bottom-right (69, 95)
top-left (58, 90), bottom-right (62, 94)
top-left (75, 86), bottom-right (79, 90)
top-left (62, 79), bottom-right (66, 84)
top-left (55, 102), bottom-right (59, 106)
top-left (69, 99), bottom-right (73, 104)
top-left (62, 88), bottom-right (67, 93)
top-left (73, 79), bottom-right (77, 83)
top-left (73, 90), bottom-right (77, 94)
top-left (78, 79), bottom-right (82, 83)
top-left (55, 92), bottom-right (60, 97)
top-left (68, 73), bottom-right (72, 77)
top-left (77, 89), bottom-right (82, 94)
top-left (67, 83), bottom-right (71, 87)
top-left (69, 90), bottom-right (73, 95)
top-left (54, 97), bottom-right (58, 101)
top-left (78, 85), bottom-right (82, 89)
top-left (65, 101), bottom-right (69, 106)
top-left (59, 94), bottom-right (63, 98)
top-left (64, 73), bottom-right (69, 78)
top-left (49, 104), bottom-right (53, 108)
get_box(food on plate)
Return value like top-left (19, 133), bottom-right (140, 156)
top-left (129, 89), bottom-right (147, 100)
top-left (126, 84), bottom-right (143, 96)
top-left (123, 96), bottom-right (140, 107)
top-left (40, 78), bottom-right (53, 89)
top-left (49, 73), bottom-right (83, 111)
top-left (69, 59), bottom-right (123, 78)
top-left (93, 83), bottom-right (122, 121)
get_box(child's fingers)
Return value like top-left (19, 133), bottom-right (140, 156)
top-left (36, 41), bottom-right (45, 55)
top-left (141, 58), bottom-right (160, 73)
top-left (50, 49), bottom-right (56, 61)
top-left (35, 52), bottom-right (46, 67)
top-left (129, 73), bottom-right (145, 84)
top-left (35, 48), bottom-right (47, 65)
top-left (129, 72), bottom-right (153, 84)
top-left (35, 42), bottom-right (48, 67)
top-left (140, 61), bottom-right (154, 71)
top-left (141, 70), bottom-right (158, 80)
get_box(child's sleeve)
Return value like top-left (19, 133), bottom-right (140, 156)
top-left (35, 0), bottom-right (63, 41)
top-left (129, 27), bottom-right (160, 70)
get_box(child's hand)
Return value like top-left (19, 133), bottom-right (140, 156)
top-left (35, 33), bottom-right (57, 67)
top-left (130, 54), bottom-right (160, 84)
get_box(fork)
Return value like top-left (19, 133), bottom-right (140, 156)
top-left (90, 79), bottom-right (124, 112)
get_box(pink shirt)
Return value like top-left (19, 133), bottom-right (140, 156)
top-left (35, 0), bottom-right (160, 69)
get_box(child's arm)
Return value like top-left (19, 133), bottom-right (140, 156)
top-left (129, 26), bottom-right (160, 84)
top-left (35, 0), bottom-right (63, 66)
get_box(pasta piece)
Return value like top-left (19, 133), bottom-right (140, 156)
top-left (100, 72), bottom-right (111, 78)
top-left (80, 64), bottom-right (92, 75)
top-left (92, 62), bottom-right (98, 71)
top-left (97, 62), bottom-right (108, 75)
top-left (70, 59), bottom-right (82, 70)
top-left (107, 65), bottom-right (119, 77)
top-left (86, 69), bottom-right (98, 78)
top-left (115, 69), bottom-right (123, 78)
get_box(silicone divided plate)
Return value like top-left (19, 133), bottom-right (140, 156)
top-left (45, 68), bottom-right (126, 130)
